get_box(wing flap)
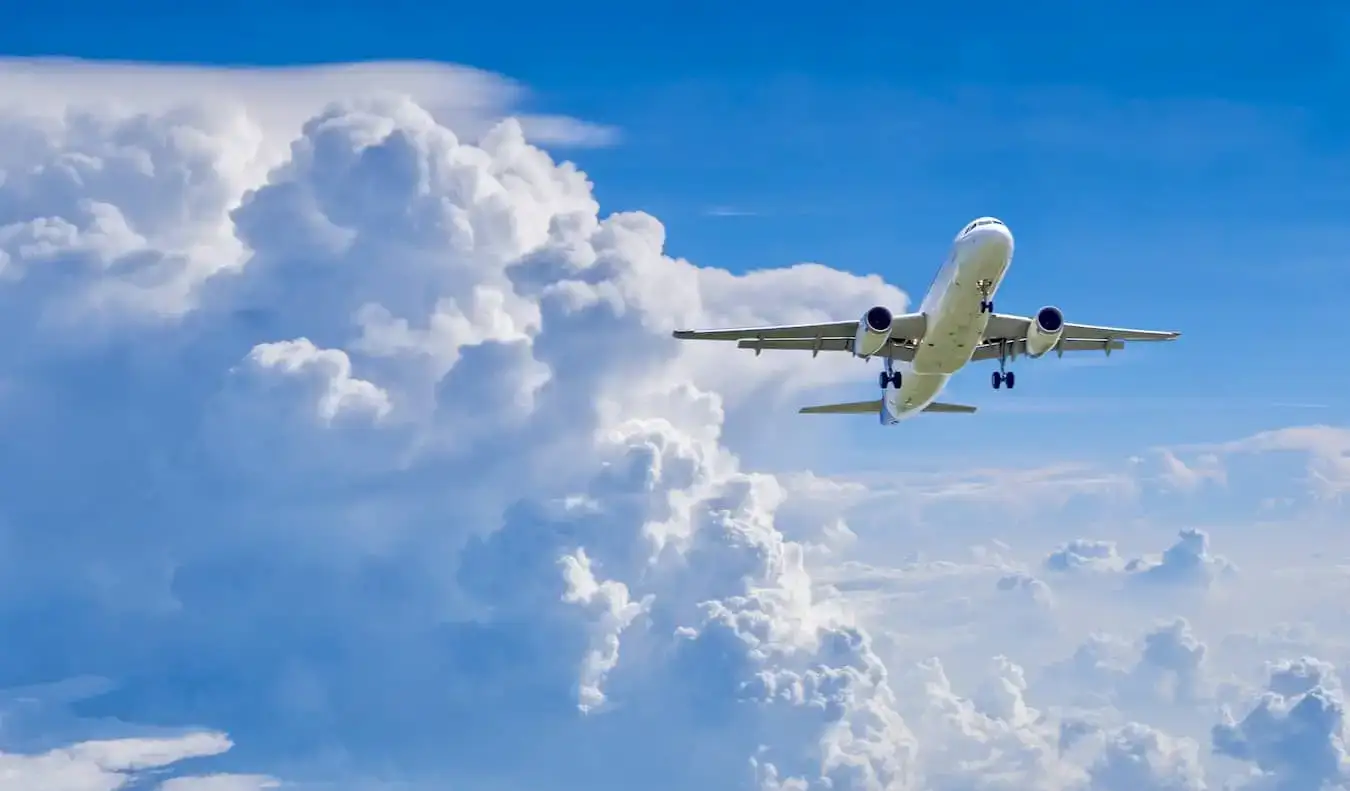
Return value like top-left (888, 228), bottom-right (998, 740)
top-left (674, 312), bottom-right (927, 343)
top-left (737, 337), bottom-right (917, 361)
top-left (674, 321), bottom-right (858, 342)
top-left (970, 338), bottom-right (1124, 361)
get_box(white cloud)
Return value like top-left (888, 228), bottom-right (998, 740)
top-left (1212, 656), bottom-right (1350, 790)
top-left (1168, 425), bottom-right (1350, 503)
top-left (1042, 529), bottom-right (1235, 588)
top-left (244, 337), bottom-right (393, 424)
top-left (0, 57), bottom-right (1345, 791)
top-left (1088, 722), bottom-right (1207, 791)
top-left (0, 57), bottom-right (618, 150)
top-left (0, 731), bottom-right (278, 791)
top-left (1156, 449), bottom-right (1227, 493)
top-left (158, 777), bottom-right (280, 791)
top-left (559, 547), bottom-right (653, 713)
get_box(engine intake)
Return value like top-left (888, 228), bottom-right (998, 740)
top-left (1025, 306), bottom-right (1064, 357)
top-left (853, 306), bottom-right (894, 357)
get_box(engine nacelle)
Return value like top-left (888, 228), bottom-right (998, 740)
top-left (853, 306), bottom-right (894, 358)
top-left (1025, 306), bottom-right (1064, 357)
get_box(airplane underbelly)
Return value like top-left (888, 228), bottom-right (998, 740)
top-left (885, 372), bottom-right (947, 420)
top-left (912, 248), bottom-right (1008, 374)
top-left (912, 305), bottom-right (987, 374)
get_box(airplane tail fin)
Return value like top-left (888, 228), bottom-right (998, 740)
top-left (796, 400), bottom-right (977, 415)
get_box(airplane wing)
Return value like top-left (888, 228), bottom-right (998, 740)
top-left (970, 338), bottom-right (1124, 361)
top-left (673, 312), bottom-right (927, 355)
top-left (984, 313), bottom-right (1180, 343)
top-left (735, 338), bottom-right (917, 361)
top-left (673, 311), bottom-right (1176, 358)
top-left (673, 321), bottom-right (861, 342)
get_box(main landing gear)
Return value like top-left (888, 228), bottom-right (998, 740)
top-left (991, 339), bottom-right (1015, 390)
top-left (879, 356), bottom-right (902, 389)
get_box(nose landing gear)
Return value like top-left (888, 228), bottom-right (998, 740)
top-left (977, 279), bottom-right (995, 314)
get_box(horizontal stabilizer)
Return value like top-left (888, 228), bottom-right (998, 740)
top-left (798, 399), bottom-right (882, 415)
top-left (922, 401), bottom-right (977, 414)
top-left (798, 399), bottom-right (977, 416)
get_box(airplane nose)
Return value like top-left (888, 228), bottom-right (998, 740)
top-left (965, 222), bottom-right (1014, 255)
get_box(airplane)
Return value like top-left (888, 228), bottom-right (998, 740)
top-left (672, 217), bottom-right (1180, 425)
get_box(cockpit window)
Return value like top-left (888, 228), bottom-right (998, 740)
top-left (960, 218), bottom-right (1003, 236)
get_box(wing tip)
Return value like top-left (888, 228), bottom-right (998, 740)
top-left (672, 330), bottom-right (694, 339)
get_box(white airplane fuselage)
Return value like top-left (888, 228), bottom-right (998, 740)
top-left (882, 218), bottom-right (1015, 424)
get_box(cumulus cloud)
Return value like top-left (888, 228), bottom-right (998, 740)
top-left (244, 337), bottom-right (393, 424)
top-left (1043, 529), bottom-right (1235, 588)
top-left (1087, 722), bottom-right (1207, 791)
top-left (1213, 656), bottom-right (1350, 790)
top-left (1136, 618), bottom-right (1209, 704)
top-left (1046, 539), bottom-right (1128, 574)
top-left (996, 572), bottom-right (1056, 609)
top-left (1129, 529), bottom-right (1237, 587)
top-left (0, 56), bottom-right (1342, 791)
top-left (1043, 617), bottom-right (1216, 722)
top-left (0, 57), bottom-right (916, 790)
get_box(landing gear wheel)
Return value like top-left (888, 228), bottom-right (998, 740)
top-left (991, 371), bottom-right (1002, 390)
top-left (1004, 371), bottom-right (1015, 389)
top-left (980, 300), bottom-right (994, 314)
top-left (880, 371), bottom-right (902, 389)
top-left (992, 371), bottom-right (1016, 390)
top-left (879, 371), bottom-right (888, 389)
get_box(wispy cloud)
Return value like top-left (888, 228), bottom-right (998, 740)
top-left (517, 113), bottom-right (622, 148)
top-left (700, 205), bottom-right (765, 217)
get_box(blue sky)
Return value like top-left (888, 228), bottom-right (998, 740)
top-left (0, 3), bottom-right (1348, 790)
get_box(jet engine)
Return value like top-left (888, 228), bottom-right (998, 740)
top-left (853, 306), bottom-right (894, 357)
top-left (1025, 306), bottom-right (1064, 357)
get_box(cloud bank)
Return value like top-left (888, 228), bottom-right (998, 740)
top-left (0, 58), bottom-right (1344, 791)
